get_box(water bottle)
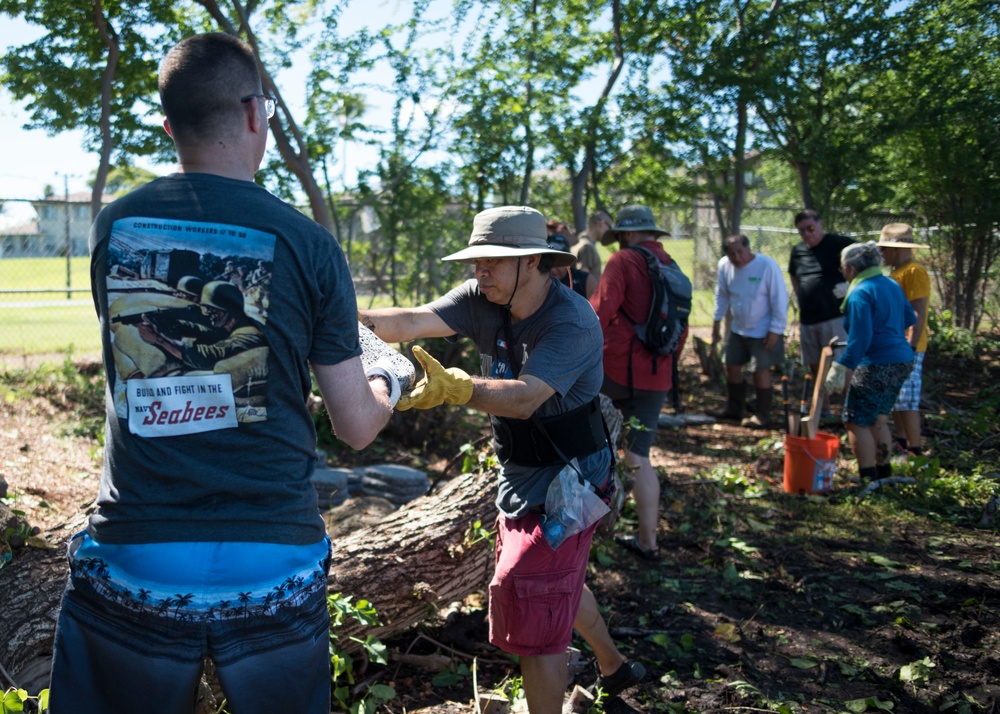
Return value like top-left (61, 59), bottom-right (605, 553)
top-left (542, 511), bottom-right (567, 549)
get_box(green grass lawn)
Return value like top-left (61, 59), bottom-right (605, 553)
top-left (0, 257), bottom-right (97, 356)
top-left (0, 305), bottom-right (101, 356)
top-left (0, 257), bottom-right (91, 292)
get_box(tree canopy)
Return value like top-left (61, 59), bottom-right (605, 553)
top-left (1, 0), bottom-right (997, 326)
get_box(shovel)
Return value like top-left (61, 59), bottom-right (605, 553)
top-left (800, 337), bottom-right (846, 440)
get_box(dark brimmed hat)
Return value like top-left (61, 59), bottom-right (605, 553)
top-left (443, 206), bottom-right (576, 267)
top-left (600, 204), bottom-right (671, 246)
top-left (547, 233), bottom-right (572, 254)
top-left (877, 223), bottom-right (929, 249)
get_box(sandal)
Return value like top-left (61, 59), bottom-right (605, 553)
top-left (614, 534), bottom-right (660, 561)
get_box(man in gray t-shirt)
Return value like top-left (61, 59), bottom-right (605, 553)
top-left (362, 206), bottom-right (644, 710)
top-left (48, 33), bottom-right (402, 714)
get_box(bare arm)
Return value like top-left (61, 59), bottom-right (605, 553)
top-left (468, 374), bottom-right (556, 420)
top-left (360, 306), bottom-right (454, 343)
top-left (311, 356), bottom-right (392, 449)
top-left (909, 296), bottom-right (929, 348)
top-left (711, 319), bottom-right (722, 346)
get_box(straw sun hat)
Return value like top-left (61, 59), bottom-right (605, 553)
top-left (876, 223), bottom-right (929, 249)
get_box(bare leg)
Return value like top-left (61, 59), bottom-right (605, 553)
top-left (846, 422), bottom-right (876, 469)
top-left (520, 653), bottom-right (567, 714)
top-left (874, 415), bottom-right (892, 466)
top-left (624, 451), bottom-right (660, 552)
top-left (753, 368), bottom-right (772, 389)
top-left (574, 585), bottom-right (625, 676)
top-left (894, 410), bottom-right (922, 450)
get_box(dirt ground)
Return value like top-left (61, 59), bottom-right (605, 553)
top-left (2, 344), bottom-right (1000, 713)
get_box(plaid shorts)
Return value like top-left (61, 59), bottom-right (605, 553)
top-left (893, 351), bottom-right (924, 411)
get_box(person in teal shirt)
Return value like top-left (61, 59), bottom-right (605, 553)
top-left (825, 242), bottom-right (915, 482)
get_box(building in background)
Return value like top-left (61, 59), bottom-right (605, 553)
top-left (0, 192), bottom-right (113, 258)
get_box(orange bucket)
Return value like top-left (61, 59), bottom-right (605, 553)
top-left (783, 431), bottom-right (839, 494)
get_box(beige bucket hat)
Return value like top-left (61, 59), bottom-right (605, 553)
top-left (600, 204), bottom-right (671, 245)
top-left (443, 206), bottom-right (576, 267)
top-left (877, 223), bottom-right (929, 249)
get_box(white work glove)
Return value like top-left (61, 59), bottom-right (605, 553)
top-left (832, 281), bottom-right (849, 299)
top-left (824, 362), bottom-right (848, 394)
top-left (365, 356), bottom-right (402, 408)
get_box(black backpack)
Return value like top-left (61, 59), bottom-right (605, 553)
top-left (621, 245), bottom-right (692, 366)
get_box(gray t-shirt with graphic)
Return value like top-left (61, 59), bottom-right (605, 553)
top-left (89, 173), bottom-right (359, 545)
top-left (428, 277), bottom-right (610, 517)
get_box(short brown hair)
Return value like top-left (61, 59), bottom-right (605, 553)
top-left (158, 33), bottom-right (261, 145)
top-left (588, 210), bottom-right (612, 228)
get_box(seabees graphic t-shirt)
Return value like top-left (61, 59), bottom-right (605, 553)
top-left (89, 173), bottom-right (359, 546)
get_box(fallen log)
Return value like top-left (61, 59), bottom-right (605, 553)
top-left (0, 466), bottom-right (498, 694)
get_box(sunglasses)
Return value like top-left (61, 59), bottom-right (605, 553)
top-left (241, 93), bottom-right (276, 120)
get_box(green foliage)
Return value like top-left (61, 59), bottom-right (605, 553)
top-left (327, 593), bottom-right (395, 712)
top-left (0, 355), bottom-right (105, 441)
top-left (927, 310), bottom-right (1000, 359)
top-left (489, 674), bottom-right (526, 711)
top-left (1, 688), bottom-right (49, 714)
top-left (0, 0), bottom-right (173, 163)
top-left (431, 662), bottom-right (471, 687)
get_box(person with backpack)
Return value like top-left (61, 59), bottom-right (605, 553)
top-left (709, 234), bottom-right (789, 428)
top-left (589, 205), bottom-right (689, 561)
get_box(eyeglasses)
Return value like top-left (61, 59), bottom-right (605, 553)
top-left (796, 224), bottom-right (817, 234)
top-left (241, 93), bottom-right (276, 120)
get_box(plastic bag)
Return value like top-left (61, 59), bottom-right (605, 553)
top-left (595, 470), bottom-right (626, 538)
top-left (542, 460), bottom-right (610, 550)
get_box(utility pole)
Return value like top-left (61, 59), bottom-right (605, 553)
top-left (64, 174), bottom-right (71, 300)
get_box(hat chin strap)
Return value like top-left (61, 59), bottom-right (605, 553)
top-left (503, 257), bottom-right (522, 312)
top-left (501, 257), bottom-right (523, 376)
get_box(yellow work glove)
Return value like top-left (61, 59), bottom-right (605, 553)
top-left (396, 345), bottom-right (473, 411)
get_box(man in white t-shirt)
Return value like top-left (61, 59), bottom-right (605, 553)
top-left (709, 234), bottom-right (789, 428)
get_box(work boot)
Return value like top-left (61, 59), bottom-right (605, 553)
top-left (741, 387), bottom-right (773, 429)
top-left (709, 382), bottom-right (745, 420)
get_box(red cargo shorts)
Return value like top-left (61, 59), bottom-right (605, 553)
top-left (488, 511), bottom-right (597, 656)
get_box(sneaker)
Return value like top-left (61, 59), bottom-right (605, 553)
top-left (596, 660), bottom-right (646, 697)
top-left (614, 534), bottom-right (661, 561)
top-left (740, 414), bottom-right (771, 429)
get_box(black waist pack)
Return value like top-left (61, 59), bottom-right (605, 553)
top-left (491, 397), bottom-right (606, 467)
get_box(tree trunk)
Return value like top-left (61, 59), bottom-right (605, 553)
top-left (0, 468), bottom-right (497, 694)
top-left (92, 0), bottom-right (120, 221)
top-left (0, 508), bottom-right (87, 695)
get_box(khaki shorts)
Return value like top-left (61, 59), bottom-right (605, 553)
top-left (799, 317), bottom-right (848, 365)
top-left (724, 332), bottom-right (785, 371)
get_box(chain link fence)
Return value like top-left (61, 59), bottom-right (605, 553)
top-left (1, 196), bottom-right (993, 362)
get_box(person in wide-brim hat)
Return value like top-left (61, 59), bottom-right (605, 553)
top-left (600, 204), bottom-right (671, 246)
top-left (443, 206), bottom-right (576, 267)
top-left (876, 222), bottom-right (930, 249)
